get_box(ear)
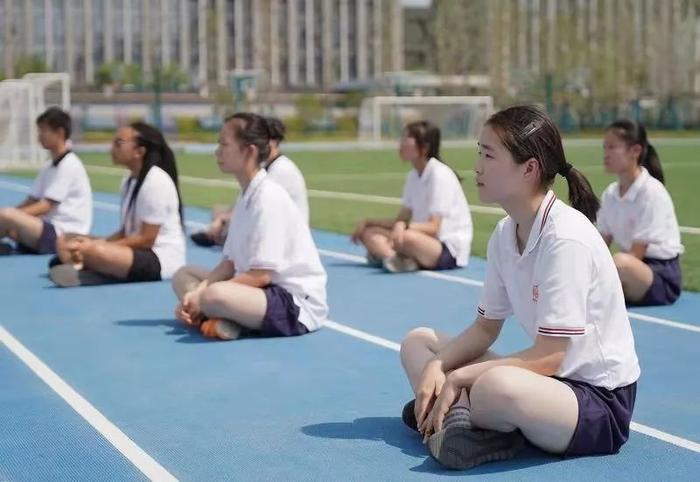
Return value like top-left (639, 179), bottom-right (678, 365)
top-left (134, 144), bottom-right (146, 161)
top-left (630, 143), bottom-right (643, 161)
top-left (522, 157), bottom-right (540, 181)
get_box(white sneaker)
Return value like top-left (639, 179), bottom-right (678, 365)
top-left (383, 254), bottom-right (419, 273)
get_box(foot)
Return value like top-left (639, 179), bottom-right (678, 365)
top-left (190, 231), bottom-right (216, 247)
top-left (0, 242), bottom-right (13, 255)
top-left (200, 319), bottom-right (242, 341)
top-left (383, 254), bottom-right (419, 273)
top-left (365, 252), bottom-right (383, 267)
top-left (402, 399), bottom-right (419, 432)
top-left (49, 265), bottom-right (115, 287)
top-left (426, 406), bottom-right (524, 470)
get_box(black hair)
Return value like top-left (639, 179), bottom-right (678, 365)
top-left (36, 107), bottom-right (71, 140)
top-left (606, 120), bottom-right (664, 184)
top-left (224, 112), bottom-right (271, 166)
top-left (124, 122), bottom-right (183, 228)
top-left (404, 120), bottom-right (462, 182)
top-left (267, 117), bottom-right (286, 142)
top-left (486, 105), bottom-right (600, 223)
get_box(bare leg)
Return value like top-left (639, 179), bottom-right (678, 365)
top-left (200, 281), bottom-right (267, 331)
top-left (360, 226), bottom-right (395, 259)
top-left (80, 240), bottom-right (135, 279)
top-left (171, 265), bottom-right (210, 300)
top-left (0, 207), bottom-right (44, 249)
top-left (395, 230), bottom-right (445, 269)
top-left (469, 366), bottom-right (578, 454)
top-left (613, 252), bottom-right (654, 303)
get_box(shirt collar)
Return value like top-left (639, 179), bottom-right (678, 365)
top-left (417, 157), bottom-right (438, 179)
top-left (506, 190), bottom-right (557, 256)
top-left (618, 167), bottom-right (649, 202)
top-left (241, 169), bottom-right (267, 208)
top-left (52, 150), bottom-right (72, 167)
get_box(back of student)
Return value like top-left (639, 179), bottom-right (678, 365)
top-left (266, 154), bottom-right (310, 223)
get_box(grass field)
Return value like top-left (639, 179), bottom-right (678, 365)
top-left (5, 139), bottom-right (699, 290)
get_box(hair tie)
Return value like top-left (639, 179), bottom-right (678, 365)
top-left (560, 163), bottom-right (573, 176)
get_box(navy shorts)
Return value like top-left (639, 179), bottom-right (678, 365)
top-left (126, 248), bottom-right (162, 282)
top-left (555, 377), bottom-right (637, 457)
top-left (433, 242), bottom-right (458, 271)
top-left (630, 256), bottom-right (682, 306)
top-left (17, 220), bottom-right (57, 254)
top-left (260, 284), bottom-right (309, 337)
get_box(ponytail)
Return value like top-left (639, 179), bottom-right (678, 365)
top-left (607, 120), bottom-right (665, 184)
top-left (559, 164), bottom-right (601, 223)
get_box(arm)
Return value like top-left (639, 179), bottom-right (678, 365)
top-left (106, 228), bottom-right (126, 242)
top-left (18, 198), bottom-right (54, 217)
top-left (628, 242), bottom-right (648, 259)
top-left (433, 316), bottom-right (504, 372)
top-left (396, 214), bottom-right (441, 238)
top-left (230, 269), bottom-right (273, 288)
top-left (112, 222), bottom-right (160, 249)
top-left (365, 207), bottom-right (412, 229)
top-left (602, 234), bottom-right (613, 247)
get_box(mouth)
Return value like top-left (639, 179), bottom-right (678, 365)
top-left (476, 181), bottom-right (484, 187)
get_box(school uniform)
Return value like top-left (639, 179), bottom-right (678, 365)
top-left (120, 166), bottom-right (185, 281)
top-left (222, 169), bottom-right (327, 336)
top-left (27, 151), bottom-right (93, 254)
top-left (598, 167), bottom-right (684, 305)
top-left (477, 190), bottom-right (641, 456)
top-left (401, 157), bottom-right (473, 269)
top-left (266, 154), bottom-right (309, 223)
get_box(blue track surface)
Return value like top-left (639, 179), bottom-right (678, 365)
top-left (1, 174), bottom-right (699, 480)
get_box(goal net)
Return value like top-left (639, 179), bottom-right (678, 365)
top-left (358, 96), bottom-right (494, 142)
top-left (0, 73), bottom-right (71, 168)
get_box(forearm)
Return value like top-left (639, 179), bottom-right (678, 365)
top-left (113, 234), bottom-right (155, 250)
top-left (19, 199), bottom-right (52, 216)
top-left (106, 229), bottom-right (125, 242)
top-left (231, 270), bottom-right (272, 288)
top-left (364, 218), bottom-right (399, 229)
top-left (405, 220), bottom-right (439, 237)
top-left (433, 321), bottom-right (500, 372)
top-left (203, 260), bottom-right (236, 286)
top-left (448, 343), bottom-right (565, 389)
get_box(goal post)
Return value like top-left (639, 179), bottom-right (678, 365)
top-left (358, 96), bottom-right (494, 142)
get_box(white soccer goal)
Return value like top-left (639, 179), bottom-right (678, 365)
top-left (0, 73), bottom-right (71, 169)
top-left (358, 96), bottom-right (494, 142)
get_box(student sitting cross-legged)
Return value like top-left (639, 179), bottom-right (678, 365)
top-left (171, 113), bottom-right (328, 341)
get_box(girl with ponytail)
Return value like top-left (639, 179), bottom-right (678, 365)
top-left (399, 106), bottom-right (639, 470)
top-left (49, 122), bottom-right (186, 286)
top-left (171, 113), bottom-right (327, 341)
top-left (598, 120), bottom-right (683, 306)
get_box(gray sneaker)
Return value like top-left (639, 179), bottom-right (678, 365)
top-left (365, 252), bottom-right (383, 267)
top-left (49, 265), bottom-right (116, 287)
top-left (383, 254), bottom-right (419, 273)
top-left (427, 417), bottom-right (525, 470)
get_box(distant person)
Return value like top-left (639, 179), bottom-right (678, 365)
top-left (172, 113), bottom-right (327, 341)
top-left (190, 117), bottom-right (309, 247)
top-left (49, 122), bottom-right (185, 287)
top-left (0, 107), bottom-right (92, 255)
top-left (598, 120), bottom-right (683, 305)
top-left (351, 120), bottom-right (472, 273)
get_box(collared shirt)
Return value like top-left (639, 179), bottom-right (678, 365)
top-left (30, 151), bottom-right (92, 235)
top-left (598, 167), bottom-right (683, 260)
top-left (223, 170), bottom-right (328, 331)
top-left (265, 154), bottom-right (309, 223)
top-left (401, 157), bottom-right (473, 266)
top-left (478, 190), bottom-right (641, 390)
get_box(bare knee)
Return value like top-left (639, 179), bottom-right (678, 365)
top-left (400, 327), bottom-right (436, 364)
top-left (470, 366), bottom-right (525, 415)
top-left (200, 282), bottom-right (230, 314)
top-left (0, 207), bottom-right (18, 225)
top-left (613, 252), bottom-right (637, 275)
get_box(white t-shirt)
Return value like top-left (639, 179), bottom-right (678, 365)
top-left (401, 157), bottom-right (473, 266)
top-left (120, 166), bottom-right (186, 279)
top-left (222, 170), bottom-right (328, 332)
top-left (266, 154), bottom-right (309, 223)
top-left (597, 167), bottom-right (683, 260)
top-left (477, 190), bottom-right (640, 390)
top-left (30, 151), bottom-right (92, 235)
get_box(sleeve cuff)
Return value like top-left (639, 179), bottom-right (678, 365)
top-left (537, 326), bottom-right (586, 337)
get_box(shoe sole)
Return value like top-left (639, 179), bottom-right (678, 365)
top-left (49, 265), bottom-right (115, 287)
top-left (427, 425), bottom-right (524, 470)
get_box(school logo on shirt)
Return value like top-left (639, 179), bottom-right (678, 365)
top-left (532, 284), bottom-right (539, 302)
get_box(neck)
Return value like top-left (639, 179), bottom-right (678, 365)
top-left (618, 165), bottom-right (642, 196)
top-left (414, 156), bottom-right (430, 175)
top-left (503, 191), bottom-right (546, 254)
top-left (128, 158), bottom-right (144, 178)
top-left (237, 165), bottom-right (260, 191)
top-left (50, 142), bottom-right (69, 160)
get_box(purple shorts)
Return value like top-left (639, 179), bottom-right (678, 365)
top-left (555, 377), bottom-right (637, 457)
top-left (433, 242), bottom-right (458, 271)
top-left (630, 256), bottom-right (682, 306)
top-left (17, 220), bottom-right (57, 254)
top-left (260, 284), bottom-right (309, 337)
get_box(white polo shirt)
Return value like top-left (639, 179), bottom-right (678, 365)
top-left (401, 158), bottom-right (473, 266)
top-left (222, 170), bottom-right (328, 332)
top-left (30, 151), bottom-right (92, 235)
top-left (477, 190), bottom-right (640, 390)
top-left (597, 167), bottom-right (683, 260)
top-left (120, 166), bottom-right (186, 279)
top-left (266, 154), bottom-right (309, 223)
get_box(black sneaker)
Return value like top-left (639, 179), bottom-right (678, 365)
top-left (190, 231), bottom-right (216, 247)
top-left (427, 424), bottom-right (525, 470)
top-left (402, 399), bottom-right (419, 432)
top-left (48, 255), bottom-right (62, 268)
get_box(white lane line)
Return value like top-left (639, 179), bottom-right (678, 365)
top-left (1, 179), bottom-right (699, 334)
top-left (321, 321), bottom-right (700, 454)
top-left (0, 326), bottom-right (177, 481)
